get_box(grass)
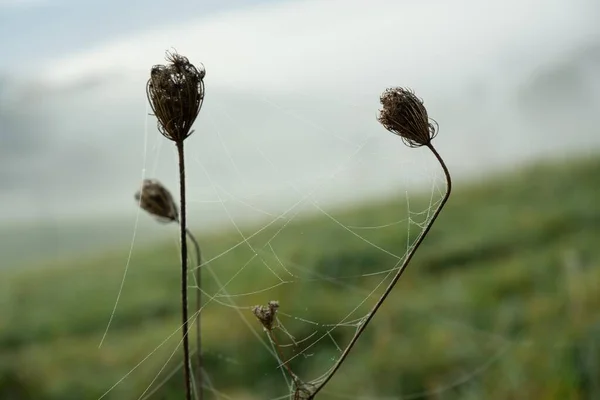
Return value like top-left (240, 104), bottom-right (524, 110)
top-left (1, 154), bottom-right (599, 399)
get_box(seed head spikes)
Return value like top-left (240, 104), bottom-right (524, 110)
top-left (377, 87), bottom-right (438, 148)
top-left (146, 51), bottom-right (206, 143)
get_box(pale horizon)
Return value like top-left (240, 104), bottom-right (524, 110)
top-left (1, 0), bottom-right (600, 228)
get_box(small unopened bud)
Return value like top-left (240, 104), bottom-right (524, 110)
top-left (146, 50), bottom-right (206, 143)
top-left (134, 179), bottom-right (179, 223)
top-left (252, 300), bottom-right (280, 331)
top-left (377, 87), bottom-right (438, 148)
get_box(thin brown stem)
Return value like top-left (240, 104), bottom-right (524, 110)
top-left (308, 143), bottom-right (452, 399)
top-left (185, 227), bottom-right (203, 400)
top-left (176, 141), bottom-right (192, 400)
top-left (267, 330), bottom-right (299, 387)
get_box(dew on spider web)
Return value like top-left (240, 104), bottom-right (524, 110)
top-left (98, 89), bottom-right (511, 400)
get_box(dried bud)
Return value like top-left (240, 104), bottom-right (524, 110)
top-left (377, 87), bottom-right (438, 148)
top-left (134, 179), bottom-right (179, 223)
top-left (146, 50), bottom-right (206, 143)
top-left (252, 300), bottom-right (280, 331)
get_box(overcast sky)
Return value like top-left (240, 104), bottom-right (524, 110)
top-left (1, 0), bottom-right (600, 232)
top-left (0, 0), bottom-right (280, 70)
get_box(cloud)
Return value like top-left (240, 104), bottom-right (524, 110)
top-left (0, 0), bottom-right (46, 8)
top-left (2, 0), bottom-right (600, 226)
top-left (39, 0), bottom-right (599, 95)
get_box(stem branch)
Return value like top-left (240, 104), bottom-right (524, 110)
top-left (185, 228), bottom-right (203, 400)
top-left (177, 141), bottom-right (192, 400)
top-left (268, 330), bottom-right (298, 386)
top-left (309, 143), bottom-right (452, 398)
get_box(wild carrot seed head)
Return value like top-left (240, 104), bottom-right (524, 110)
top-left (252, 301), bottom-right (280, 331)
top-left (146, 50), bottom-right (206, 143)
top-left (134, 179), bottom-right (179, 223)
top-left (377, 87), bottom-right (438, 148)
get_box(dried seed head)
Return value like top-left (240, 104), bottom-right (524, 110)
top-left (377, 87), bottom-right (438, 148)
top-left (134, 179), bottom-right (179, 223)
top-left (146, 50), bottom-right (206, 143)
top-left (252, 300), bottom-right (280, 331)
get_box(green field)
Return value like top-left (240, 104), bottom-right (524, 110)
top-left (1, 155), bottom-right (599, 400)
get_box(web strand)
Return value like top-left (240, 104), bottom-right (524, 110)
top-left (103, 88), bottom-right (514, 400)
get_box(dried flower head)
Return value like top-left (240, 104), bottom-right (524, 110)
top-left (134, 179), bottom-right (179, 223)
top-left (146, 50), bottom-right (206, 143)
top-left (377, 87), bottom-right (438, 148)
top-left (252, 300), bottom-right (280, 331)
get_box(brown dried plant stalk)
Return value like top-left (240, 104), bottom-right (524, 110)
top-left (134, 179), bottom-right (204, 391)
top-left (146, 50), bottom-right (206, 400)
top-left (252, 302), bottom-right (300, 385)
top-left (307, 87), bottom-right (452, 399)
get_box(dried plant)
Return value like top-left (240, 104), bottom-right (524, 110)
top-left (377, 87), bottom-right (438, 148)
top-left (140, 59), bottom-right (449, 399)
top-left (304, 87), bottom-right (453, 399)
top-left (134, 178), bottom-right (203, 393)
top-left (135, 179), bottom-right (178, 223)
top-left (252, 301), bottom-right (305, 395)
top-left (146, 50), bottom-right (206, 400)
top-left (146, 51), bottom-right (205, 143)
top-left (252, 301), bottom-right (280, 332)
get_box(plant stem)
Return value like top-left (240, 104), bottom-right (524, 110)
top-left (176, 141), bottom-right (192, 400)
top-left (267, 330), bottom-right (298, 386)
top-left (185, 227), bottom-right (203, 400)
top-left (308, 143), bottom-right (452, 399)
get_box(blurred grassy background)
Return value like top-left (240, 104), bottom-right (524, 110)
top-left (1, 155), bottom-right (599, 400)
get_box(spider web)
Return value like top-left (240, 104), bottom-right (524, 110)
top-left (97, 86), bottom-right (513, 400)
